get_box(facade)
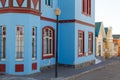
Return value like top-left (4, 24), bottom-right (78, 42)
top-left (95, 22), bottom-right (106, 57)
top-left (113, 35), bottom-right (120, 56)
top-left (104, 27), bottom-right (115, 58)
top-left (95, 22), bottom-right (116, 58)
top-left (0, 0), bottom-right (95, 75)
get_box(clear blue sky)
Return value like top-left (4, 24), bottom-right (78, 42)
top-left (95, 0), bottom-right (120, 34)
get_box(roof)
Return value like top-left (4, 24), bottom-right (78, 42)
top-left (113, 35), bottom-right (120, 39)
top-left (95, 22), bottom-right (102, 36)
top-left (104, 28), bottom-right (108, 35)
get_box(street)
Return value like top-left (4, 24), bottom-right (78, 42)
top-left (0, 57), bottom-right (120, 80)
top-left (77, 61), bottom-right (120, 80)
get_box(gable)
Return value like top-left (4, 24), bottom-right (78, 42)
top-left (95, 22), bottom-right (101, 37)
top-left (104, 28), bottom-right (108, 35)
top-left (99, 23), bottom-right (106, 37)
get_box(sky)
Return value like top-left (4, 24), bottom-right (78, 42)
top-left (95, 0), bottom-right (120, 34)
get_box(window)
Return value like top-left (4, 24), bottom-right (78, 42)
top-left (42, 26), bottom-right (54, 59)
top-left (88, 32), bottom-right (93, 55)
top-left (16, 26), bottom-right (24, 61)
top-left (32, 27), bottom-right (37, 60)
top-left (45, 0), bottom-right (53, 7)
top-left (0, 26), bottom-right (6, 61)
top-left (78, 30), bottom-right (84, 57)
top-left (82, 0), bottom-right (91, 16)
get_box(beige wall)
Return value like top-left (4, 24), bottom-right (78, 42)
top-left (96, 27), bottom-right (115, 58)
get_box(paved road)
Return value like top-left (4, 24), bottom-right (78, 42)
top-left (77, 61), bottom-right (120, 80)
top-left (0, 57), bottom-right (120, 80)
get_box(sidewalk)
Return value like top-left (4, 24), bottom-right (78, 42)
top-left (0, 57), bottom-right (120, 80)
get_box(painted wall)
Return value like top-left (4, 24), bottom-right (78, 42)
top-left (40, 20), bottom-right (56, 68)
top-left (0, 13), bottom-right (40, 75)
top-left (106, 28), bottom-right (114, 58)
top-left (59, 23), bottom-right (75, 65)
top-left (40, 0), bottom-right (58, 68)
top-left (41, 0), bottom-right (58, 19)
top-left (113, 39), bottom-right (120, 56)
top-left (75, 0), bottom-right (95, 24)
top-left (96, 25), bottom-right (106, 57)
top-left (59, 0), bottom-right (75, 20)
top-left (59, 0), bottom-right (95, 65)
top-left (74, 23), bottom-right (95, 64)
top-left (0, 0), bottom-right (95, 75)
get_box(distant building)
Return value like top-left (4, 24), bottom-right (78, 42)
top-left (113, 35), bottom-right (120, 56)
top-left (95, 22), bottom-right (106, 57)
top-left (95, 22), bottom-right (116, 58)
top-left (104, 27), bottom-right (115, 58)
top-left (0, 0), bottom-right (95, 75)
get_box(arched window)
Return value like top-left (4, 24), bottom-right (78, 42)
top-left (42, 26), bottom-right (54, 59)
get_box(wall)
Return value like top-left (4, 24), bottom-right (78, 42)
top-left (40, 20), bottom-right (56, 68)
top-left (75, 0), bottom-right (95, 24)
top-left (113, 39), bottom-right (120, 56)
top-left (74, 23), bottom-right (95, 64)
top-left (59, 23), bottom-right (75, 65)
top-left (0, 13), bottom-right (40, 75)
top-left (59, 0), bottom-right (75, 20)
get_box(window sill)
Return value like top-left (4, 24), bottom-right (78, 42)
top-left (78, 54), bottom-right (84, 57)
top-left (32, 58), bottom-right (36, 60)
top-left (88, 53), bottom-right (93, 55)
top-left (45, 4), bottom-right (52, 8)
top-left (42, 55), bottom-right (54, 59)
top-left (16, 59), bottom-right (24, 61)
top-left (82, 12), bottom-right (91, 17)
top-left (1, 59), bottom-right (6, 61)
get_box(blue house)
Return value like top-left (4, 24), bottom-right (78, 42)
top-left (0, 0), bottom-right (95, 75)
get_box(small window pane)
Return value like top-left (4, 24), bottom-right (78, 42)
top-left (16, 26), bottom-right (24, 61)
top-left (0, 26), bottom-right (6, 61)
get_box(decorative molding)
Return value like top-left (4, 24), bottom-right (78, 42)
top-left (0, 8), bottom-right (40, 16)
top-left (40, 16), bottom-right (95, 27)
top-left (0, 0), bottom-right (40, 16)
top-left (16, 0), bottom-right (24, 7)
top-left (32, 63), bottom-right (37, 70)
top-left (0, 64), bottom-right (6, 72)
top-left (59, 19), bottom-right (95, 27)
top-left (1, 0), bottom-right (6, 7)
top-left (41, 16), bottom-right (56, 22)
top-left (32, 0), bottom-right (39, 9)
top-left (15, 64), bottom-right (24, 72)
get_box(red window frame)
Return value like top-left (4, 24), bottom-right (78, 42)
top-left (82, 0), bottom-right (91, 16)
top-left (78, 30), bottom-right (84, 57)
top-left (42, 26), bottom-right (55, 59)
top-left (88, 32), bottom-right (93, 55)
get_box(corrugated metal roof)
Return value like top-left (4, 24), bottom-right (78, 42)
top-left (95, 22), bottom-right (102, 37)
top-left (113, 35), bottom-right (120, 39)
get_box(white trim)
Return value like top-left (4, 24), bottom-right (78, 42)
top-left (16, 58), bottom-right (24, 61)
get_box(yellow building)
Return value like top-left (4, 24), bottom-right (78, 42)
top-left (95, 22), bottom-right (115, 58)
top-left (104, 27), bottom-right (114, 58)
top-left (95, 22), bottom-right (106, 57)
